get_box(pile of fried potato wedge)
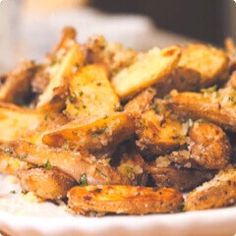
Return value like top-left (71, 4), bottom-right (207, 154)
top-left (1, 27), bottom-right (236, 216)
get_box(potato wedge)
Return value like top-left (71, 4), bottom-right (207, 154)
top-left (185, 166), bottom-right (236, 211)
top-left (136, 110), bottom-right (186, 158)
top-left (188, 122), bottom-right (230, 169)
top-left (0, 103), bottom-right (43, 141)
top-left (68, 185), bottom-right (183, 215)
top-left (0, 141), bottom-right (129, 185)
top-left (0, 60), bottom-right (37, 104)
top-left (167, 89), bottom-right (236, 132)
top-left (112, 46), bottom-right (180, 99)
top-left (42, 112), bottom-right (135, 154)
top-left (37, 44), bottom-right (84, 108)
top-left (147, 156), bottom-right (215, 192)
top-left (124, 87), bottom-right (156, 118)
top-left (18, 168), bottom-right (76, 200)
top-left (178, 43), bottom-right (229, 87)
top-left (65, 64), bottom-right (120, 119)
top-left (85, 35), bottom-right (137, 76)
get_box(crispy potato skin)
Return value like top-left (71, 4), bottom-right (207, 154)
top-left (178, 44), bottom-right (229, 87)
top-left (147, 156), bottom-right (215, 192)
top-left (167, 91), bottom-right (236, 132)
top-left (18, 168), bottom-right (76, 200)
top-left (68, 185), bottom-right (183, 215)
top-left (136, 110), bottom-right (186, 158)
top-left (37, 44), bottom-right (84, 109)
top-left (0, 60), bottom-right (37, 104)
top-left (112, 46), bottom-right (181, 99)
top-left (124, 88), bottom-right (156, 118)
top-left (188, 122), bottom-right (230, 169)
top-left (42, 112), bottom-right (135, 154)
top-left (85, 35), bottom-right (137, 76)
top-left (185, 166), bottom-right (236, 211)
top-left (0, 141), bottom-right (129, 185)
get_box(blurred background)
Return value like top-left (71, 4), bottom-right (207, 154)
top-left (0, 0), bottom-right (236, 72)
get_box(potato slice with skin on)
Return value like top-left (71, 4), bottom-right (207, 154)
top-left (124, 87), bottom-right (156, 119)
top-left (177, 43), bottom-right (229, 87)
top-left (185, 166), bottom-right (236, 211)
top-left (188, 122), bottom-right (230, 169)
top-left (0, 103), bottom-right (43, 142)
top-left (37, 44), bottom-right (84, 108)
top-left (85, 35), bottom-right (137, 76)
top-left (65, 64), bottom-right (120, 119)
top-left (147, 156), bottom-right (215, 192)
top-left (166, 89), bottom-right (236, 132)
top-left (0, 60), bottom-right (37, 104)
top-left (68, 185), bottom-right (183, 215)
top-left (112, 46), bottom-right (181, 99)
top-left (18, 167), bottom-right (77, 200)
top-left (136, 110), bottom-right (186, 159)
top-left (0, 141), bottom-right (129, 185)
top-left (43, 112), bottom-right (135, 154)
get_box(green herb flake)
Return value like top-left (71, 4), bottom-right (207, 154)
top-left (68, 94), bottom-right (77, 103)
top-left (43, 160), bottom-right (52, 170)
top-left (79, 91), bottom-right (84, 97)
top-left (91, 127), bottom-right (107, 137)
top-left (10, 190), bottom-right (16, 194)
top-left (79, 173), bottom-right (88, 186)
top-left (200, 85), bottom-right (217, 93)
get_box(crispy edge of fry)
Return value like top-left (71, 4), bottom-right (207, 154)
top-left (37, 43), bottom-right (84, 109)
top-left (18, 167), bottom-right (77, 200)
top-left (166, 91), bottom-right (236, 132)
top-left (185, 166), bottom-right (236, 211)
top-left (112, 46), bottom-right (181, 100)
top-left (42, 112), bottom-right (135, 153)
top-left (68, 185), bottom-right (183, 215)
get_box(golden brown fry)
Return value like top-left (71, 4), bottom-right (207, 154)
top-left (185, 166), bottom-right (236, 211)
top-left (65, 64), bottom-right (119, 119)
top-left (136, 110), bottom-right (186, 158)
top-left (68, 185), bottom-right (183, 215)
top-left (42, 112), bottom-right (135, 154)
top-left (0, 60), bottom-right (37, 104)
top-left (0, 141), bottom-right (129, 185)
top-left (37, 44), bottom-right (84, 109)
top-left (177, 43), bottom-right (229, 87)
top-left (18, 167), bottom-right (76, 200)
top-left (147, 156), bottom-right (215, 192)
top-left (124, 87), bottom-right (156, 118)
top-left (112, 46), bottom-right (181, 99)
top-left (85, 35), bottom-right (137, 76)
top-left (167, 89), bottom-right (236, 132)
top-left (188, 122), bottom-right (230, 169)
top-left (117, 147), bottom-right (147, 186)
top-left (0, 103), bottom-right (43, 141)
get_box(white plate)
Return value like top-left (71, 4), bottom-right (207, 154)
top-left (1, 207), bottom-right (236, 236)
top-left (0, 175), bottom-right (236, 236)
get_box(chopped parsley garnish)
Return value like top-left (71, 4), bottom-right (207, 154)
top-left (43, 160), bottom-right (52, 170)
top-left (91, 127), bottom-right (107, 137)
top-left (200, 85), bottom-right (217, 93)
top-left (79, 173), bottom-right (88, 186)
